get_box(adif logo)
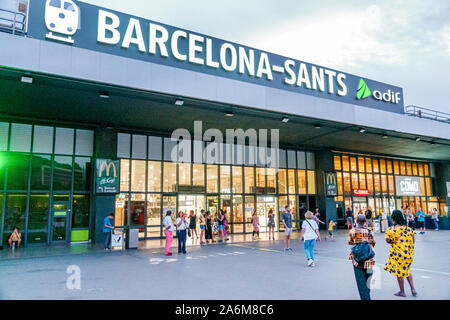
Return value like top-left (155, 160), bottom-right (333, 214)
top-left (357, 78), bottom-right (401, 104)
top-left (45, 0), bottom-right (80, 44)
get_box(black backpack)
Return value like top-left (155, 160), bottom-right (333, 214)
top-left (351, 228), bottom-right (375, 263)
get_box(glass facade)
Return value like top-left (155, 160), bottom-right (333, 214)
top-left (116, 133), bottom-right (318, 239)
top-left (0, 122), bottom-right (93, 246)
top-left (332, 152), bottom-right (443, 218)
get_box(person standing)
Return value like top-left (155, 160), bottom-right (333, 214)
top-left (346, 207), bottom-right (354, 230)
top-left (406, 207), bottom-right (415, 231)
top-left (199, 209), bottom-right (206, 244)
top-left (176, 211), bottom-right (189, 254)
top-left (103, 213), bottom-right (115, 251)
top-left (431, 208), bottom-right (439, 231)
top-left (251, 209), bottom-right (260, 240)
top-left (348, 214), bottom-right (376, 300)
top-left (163, 211), bottom-right (174, 256)
top-left (301, 211), bottom-right (321, 266)
top-left (282, 205), bottom-right (293, 253)
top-left (365, 209), bottom-right (374, 232)
top-left (217, 210), bottom-right (225, 243)
top-left (205, 211), bottom-right (213, 244)
top-left (384, 210), bottom-right (417, 297)
top-left (189, 210), bottom-right (198, 240)
top-left (416, 208), bottom-right (426, 234)
top-left (267, 209), bottom-right (275, 240)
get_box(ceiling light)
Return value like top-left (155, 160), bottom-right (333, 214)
top-left (21, 76), bottom-right (33, 84)
top-left (282, 117), bottom-right (290, 123)
top-left (314, 124), bottom-right (321, 129)
top-left (415, 137), bottom-right (421, 142)
top-left (382, 134), bottom-right (388, 139)
top-left (175, 99), bottom-right (184, 106)
top-left (430, 141), bottom-right (436, 145)
top-left (359, 128), bottom-right (366, 133)
top-left (99, 92), bottom-right (110, 99)
top-left (225, 111), bottom-right (234, 117)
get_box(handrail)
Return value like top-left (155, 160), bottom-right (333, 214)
top-left (405, 105), bottom-right (450, 124)
top-left (0, 7), bottom-right (27, 35)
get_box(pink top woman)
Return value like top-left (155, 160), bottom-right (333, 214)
top-left (252, 212), bottom-right (259, 231)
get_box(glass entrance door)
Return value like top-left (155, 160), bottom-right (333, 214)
top-left (353, 197), bottom-right (368, 215)
top-left (51, 199), bottom-right (70, 242)
top-left (256, 196), bottom-right (278, 233)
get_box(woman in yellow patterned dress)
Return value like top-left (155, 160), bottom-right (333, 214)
top-left (384, 210), bottom-right (417, 297)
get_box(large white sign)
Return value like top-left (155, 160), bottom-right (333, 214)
top-left (395, 176), bottom-right (421, 196)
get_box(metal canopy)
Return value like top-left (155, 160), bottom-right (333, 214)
top-left (0, 67), bottom-right (449, 161)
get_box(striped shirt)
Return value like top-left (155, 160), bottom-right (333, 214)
top-left (348, 227), bottom-right (376, 269)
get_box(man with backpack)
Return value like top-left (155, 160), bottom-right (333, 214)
top-left (348, 214), bottom-right (376, 300)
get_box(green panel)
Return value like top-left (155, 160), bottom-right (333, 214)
top-left (71, 230), bottom-right (89, 242)
top-left (54, 211), bottom-right (67, 217)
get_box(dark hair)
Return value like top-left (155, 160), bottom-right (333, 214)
top-left (391, 210), bottom-right (405, 225)
top-left (13, 226), bottom-right (19, 231)
top-left (108, 213), bottom-right (114, 217)
top-left (166, 210), bottom-right (172, 216)
top-left (365, 210), bottom-right (372, 220)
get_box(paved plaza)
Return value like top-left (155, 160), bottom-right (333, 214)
top-left (0, 230), bottom-right (449, 300)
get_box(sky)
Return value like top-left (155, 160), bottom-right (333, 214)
top-left (81, 0), bottom-right (450, 113)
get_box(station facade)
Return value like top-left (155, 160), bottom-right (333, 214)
top-left (0, 0), bottom-right (449, 247)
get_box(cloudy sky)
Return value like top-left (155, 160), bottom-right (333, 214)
top-left (82, 0), bottom-right (450, 113)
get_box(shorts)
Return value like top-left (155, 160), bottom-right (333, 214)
top-left (268, 221), bottom-right (275, 228)
top-left (285, 228), bottom-right (292, 236)
top-left (200, 225), bottom-right (205, 230)
top-left (417, 221), bottom-right (425, 228)
top-left (218, 225), bottom-right (224, 229)
top-left (328, 231), bottom-right (333, 236)
top-left (347, 217), bottom-right (353, 224)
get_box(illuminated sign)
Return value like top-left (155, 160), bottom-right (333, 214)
top-left (395, 176), bottom-right (421, 196)
top-left (96, 159), bottom-right (120, 193)
top-left (325, 172), bottom-right (338, 197)
top-left (27, 1), bottom-right (404, 113)
top-left (353, 188), bottom-right (370, 196)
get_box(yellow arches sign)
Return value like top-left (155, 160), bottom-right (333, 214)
top-left (325, 172), bottom-right (338, 197)
top-left (96, 159), bottom-right (120, 193)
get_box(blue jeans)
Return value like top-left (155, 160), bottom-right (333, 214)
top-left (353, 266), bottom-right (372, 300)
top-left (433, 220), bottom-right (439, 230)
top-left (177, 230), bottom-right (187, 253)
top-left (304, 239), bottom-right (316, 261)
top-left (104, 231), bottom-right (111, 249)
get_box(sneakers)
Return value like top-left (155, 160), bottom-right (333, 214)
top-left (165, 252), bottom-right (173, 256)
top-left (307, 259), bottom-right (313, 266)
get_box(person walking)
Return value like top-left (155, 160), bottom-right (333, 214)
top-left (205, 211), bottom-right (213, 244)
top-left (199, 209), bottom-right (206, 244)
top-left (163, 211), bottom-right (174, 256)
top-left (384, 210), bottom-right (417, 297)
top-left (189, 210), bottom-right (198, 240)
top-left (282, 205), bottom-right (293, 253)
top-left (267, 209), bottom-right (275, 240)
top-left (346, 207), bottom-right (354, 230)
top-left (176, 211), bottom-right (189, 254)
top-left (416, 208), bottom-right (426, 234)
top-left (103, 213), bottom-right (115, 251)
top-left (301, 211), bottom-right (321, 266)
top-left (223, 210), bottom-right (229, 241)
top-left (313, 208), bottom-right (326, 229)
top-left (251, 209), bottom-right (260, 240)
top-left (431, 208), bottom-right (439, 231)
top-left (365, 209), bottom-right (374, 232)
top-left (326, 219), bottom-right (336, 241)
top-left (348, 214), bottom-right (376, 300)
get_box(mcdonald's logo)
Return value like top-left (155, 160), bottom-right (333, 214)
top-left (326, 173), bottom-right (337, 185)
top-left (98, 160), bottom-right (118, 178)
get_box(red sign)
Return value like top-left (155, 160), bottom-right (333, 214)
top-left (353, 189), bottom-right (370, 196)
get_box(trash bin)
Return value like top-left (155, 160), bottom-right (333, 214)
top-left (111, 229), bottom-right (124, 250)
top-left (126, 227), bottom-right (139, 249)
